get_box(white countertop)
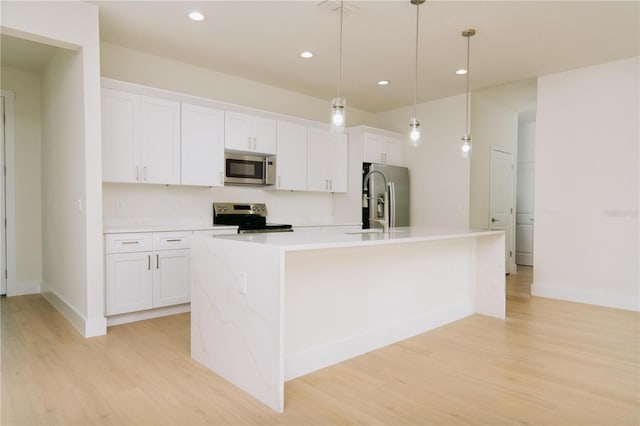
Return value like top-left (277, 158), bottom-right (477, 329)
top-left (104, 224), bottom-right (238, 234)
top-left (203, 227), bottom-right (503, 251)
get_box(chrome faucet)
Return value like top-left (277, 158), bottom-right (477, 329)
top-left (362, 170), bottom-right (389, 233)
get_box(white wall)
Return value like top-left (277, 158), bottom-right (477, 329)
top-left (375, 94), bottom-right (470, 228)
top-left (533, 57), bottom-right (639, 311)
top-left (2, 1), bottom-right (105, 336)
top-left (0, 66), bottom-right (42, 294)
top-left (469, 91), bottom-right (519, 229)
top-left (101, 43), bottom-right (377, 127)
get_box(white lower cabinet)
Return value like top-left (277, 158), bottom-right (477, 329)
top-left (105, 231), bottom-right (192, 316)
top-left (105, 252), bottom-right (153, 315)
top-left (153, 249), bottom-right (190, 308)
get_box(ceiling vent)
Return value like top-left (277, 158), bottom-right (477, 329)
top-left (317, 0), bottom-right (359, 17)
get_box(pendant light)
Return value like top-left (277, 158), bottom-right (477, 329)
top-left (330, 0), bottom-right (346, 134)
top-left (408, 0), bottom-right (425, 148)
top-left (461, 28), bottom-right (476, 158)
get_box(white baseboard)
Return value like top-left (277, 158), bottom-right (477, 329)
top-left (40, 282), bottom-right (107, 337)
top-left (107, 304), bottom-right (190, 327)
top-left (8, 280), bottom-right (41, 296)
top-left (531, 283), bottom-right (640, 312)
top-left (284, 301), bottom-right (474, 381)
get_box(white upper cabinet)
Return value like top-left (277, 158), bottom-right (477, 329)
top-left (307, 128), bottom-right (330, 191)
top-left (140, 96), bottom-right (181, 184)
top-left (363, 132), bottom-right (403, 166)
top-left (225, 111), bottom-right (277, 155)
top-left (102, 89), bottom-right (180, 184)
top-left (329, 133), bottom-right (348, 192)
top-left (275, 121), bottom-right (307, 191)
top-left (102, 89), bottom-right (141, 183)
top-left (307, 129), bottom-right (348, 193)
top-left (181, 103), bottom-right (225, 187)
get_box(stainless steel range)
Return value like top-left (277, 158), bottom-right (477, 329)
top-left (213, 203), bottom-right (293, 234)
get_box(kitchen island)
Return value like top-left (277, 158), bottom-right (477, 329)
top-left (191, 228), bottom-right (505, 412)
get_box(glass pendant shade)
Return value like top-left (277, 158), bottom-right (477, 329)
top-left (461, 134), bottom-right (471, 158)
top-left (409, 117), bottom-right (421, 148)
top-left (330, 97), bottom-right (346, 134)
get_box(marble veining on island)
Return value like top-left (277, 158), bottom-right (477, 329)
top-left (191, 227), bottom-right (505, 412)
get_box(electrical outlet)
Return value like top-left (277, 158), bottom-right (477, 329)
top-left (238, 272), bottom-right (247, 294)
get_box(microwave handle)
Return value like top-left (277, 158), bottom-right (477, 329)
top-left (264, 156), bottom-right (274, 185)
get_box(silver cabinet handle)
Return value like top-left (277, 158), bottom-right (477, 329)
top-left (136, 165), bottom-right (140, 181)
top-left (156, 254), bottom-right (159, 269)
top-left (121, 241), bottom-right (139, 245)
top-left (148, 255), bottom-right (151, 270)
top-left (166, 239), bottom-right (182, 242)
top-left (278, 176), bottom-right (281, 187)
top-left (143, 166), bottom-right (148, 181)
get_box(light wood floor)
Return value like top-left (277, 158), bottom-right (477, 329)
top-left (2, 278), bottom-right (638, 425)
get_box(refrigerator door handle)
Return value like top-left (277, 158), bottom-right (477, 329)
top-left (389, 181), bottom-right (396, 228)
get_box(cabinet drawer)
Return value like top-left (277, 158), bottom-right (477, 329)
top-left (153, 232), bottom-right (191, 250)
top-left (105, 233), bottom-right (153, 254)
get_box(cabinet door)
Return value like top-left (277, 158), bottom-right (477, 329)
top-left (384, 137), bottom-right (403, 166)
top-left (225, 111), bottom-right (253, 151)
top-left (153, 249), bottom-right (191, 307)
top-left (307, 128), bottom-right (330, 191)
top-left (363, 132), bottom-right (385, 164)
top-left (181, 104), bottom-right (224, 187)
top-left (106, 252), bottom-right (153, 315)
top-left (101, 89), bottom-right (141, 183)
top-left (329, 133), bottom-right (348, 192)
top-left (276, 121), bottom-right (307, 191)
top-left (140, 96), bottom-right (181, 184)
top-left (253, 116), bottom-right (277, 155)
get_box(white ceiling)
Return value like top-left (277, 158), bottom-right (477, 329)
top-left (2, 1), bottom-right (638, 114)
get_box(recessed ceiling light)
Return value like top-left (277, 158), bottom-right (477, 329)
top-left (188, 11), bottom-right (205, 21)
top-left (300, 51), bottom-right (314, 59)
top-left (377, 80), bottom-right (390, 86)
top-left (456, 69), bottom-right (468, 75)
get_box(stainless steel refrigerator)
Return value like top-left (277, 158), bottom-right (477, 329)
top-left (362, 162), bottom-right (410, 229)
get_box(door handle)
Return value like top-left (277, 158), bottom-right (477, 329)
top-left (491, 218), bottom-right (498, 223)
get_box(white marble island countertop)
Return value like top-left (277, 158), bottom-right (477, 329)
top-left (191, 225), bottom-right (506, 413)
top-left (208, 227), bottom-right (503, 251)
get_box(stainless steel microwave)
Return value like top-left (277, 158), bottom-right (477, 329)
top-left (224, 154), bottom-right (276, 186)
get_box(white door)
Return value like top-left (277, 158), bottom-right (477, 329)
top-left (363, 133), bottom-right (385, 164)
top-left (276, 121), bottom-right (307, 191)
top-left (307, 127), bottom-right (330, 191)
top-left (252, 116), bottom-right (277, 155)
top-left (101, 89), bottom-right (141, 183)
top-left (329, 133), bottom-right (348, 192)
top-left (140, 96), bottom-right (181, 184)
top-left (516, 161), bottom-right (535, 265)
top-left (225, 111), bottom-right (253, 151)
top-left (181, 103), bottom-right (224, 187)
top-left (490, 149), bottom-right (515, 273)
top-left (105, 252), bottom-right (153, 315)
top-left (0, 95), bottom-right (5, 295)
top-left (153, 249), bottom-right (191, 307)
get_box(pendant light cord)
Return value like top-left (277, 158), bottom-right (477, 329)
top-left (413, 2), bottom-right (420, 117)
top-left (338, 0), bottom-right (344, 99)
top-left (465, 33), bottom-right (470, 136)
